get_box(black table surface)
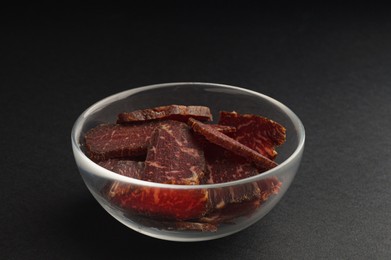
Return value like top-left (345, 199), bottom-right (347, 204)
top-left (2, 5), bottom-right (391, 259)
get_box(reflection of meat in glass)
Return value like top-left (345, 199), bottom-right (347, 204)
top-left (84, 105), bottom-right (286, 231)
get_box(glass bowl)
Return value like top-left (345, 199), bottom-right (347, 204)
top-left (71, 82), bottom-right (305, 242)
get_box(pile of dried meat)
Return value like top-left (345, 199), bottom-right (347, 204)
top-left (84, 105), bottom-right (286, 232)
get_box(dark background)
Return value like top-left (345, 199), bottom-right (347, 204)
top-left (2, 4), bottom-right (391, 259)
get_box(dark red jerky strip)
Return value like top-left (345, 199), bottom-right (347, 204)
top-left (208, 183), bottom-right (261, 210)
top-left (184, 125), bottom-right (236, 152)
top-left (187, 118), bottom-right (278, 171)
top-left (206, 159), bottom-right (259, 184)
top-left (100, 160), bottom-right (145, 205)
top-left (117, 105), bottom-right (213, 124)
top-left (98, 159), bottom-right (119, 171)
top-left (98, 159), bottom-right (144, 179)
top-left (85, 122), bottom-right (233, 162)
top-left (84, 121), bottom-right (162, 161)
top-left (202, 144), bottom-right (262, 209)
top-left (218, 111), bottom-right (286, 160)
top-left (201, 178), bottom-right (281, 225)
top-left (144, 120), bottom-right (206, 185)
top-left (257, 176), bottom-right (281, 201)
top-left (204, 144), bottom-right (260, 184)
top-left (107, 186), bottom-right (209, 220)
top-left (209, 124), bottom-right (236, 134)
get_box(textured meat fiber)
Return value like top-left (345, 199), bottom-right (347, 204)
top-left (257, 177), bottom-right (281, 201)
top-left (199, 141), bottom-right (280, 216)
top-left (201, 178), bottom-right (281, 224)
top-left (144, 120), bottom-right (206, 185)
top-left (201, 142), bottom-right (259, 184)
top-left (208, 182), bottom-right (261, 210)
top-left (117, 105), bottom-right (212, 123)
top-left (203, 143), bottom-right (262, 209)
top-left (84, 121), bottom-right (162, 161)
top-left (218, 111), bottom-right (286, 160)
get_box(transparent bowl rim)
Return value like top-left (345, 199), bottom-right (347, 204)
top-left (71, 82), bottom-right (305, 189)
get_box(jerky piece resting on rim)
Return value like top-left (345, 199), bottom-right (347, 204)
top-left (84, 121), bottom-right (162, 161)
top-left (144, 120), bottom-right (206, 185)
top-left (218, 111), bottom-right (286, 160)
top-left (187, 118), bottom-right (278, 171)
top-left (117, 105), bottom-right (213, 124)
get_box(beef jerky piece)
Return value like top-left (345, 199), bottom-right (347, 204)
top-left (84, 121), bottom-right (162, 161)
top-left (204, 144), bottom-right (260, 184)
top-left (257, 177), bottom-right (281, 201)
top-left (200, 178), bottom-right (281, 225)
top-left (188, 118), bottom-right (278, 171)
top-left (187, 125), bottom-right (236, 151)
top-left (202, 142), bottom-right (281, 194)
top-left (206, 159), bottom-right (260, 184)
top-left (117, 105), bottom-right (212, 124)
top-left (203, 144), bottom-right (262, 209)
top-left (208, 183), bottom-right (261, 210)
top-left (144, 120), bottom-right (206, 185)
top-left (206, 158), bottom-right (281, 209)
top-left (209, 124), bottom-right (236, 134)
top-left (106, 185), bottom-right (209, 220)
top-left (85, 122), bottom-right (233, 162)
top-left (218, 111), bottom-right (286, 160)
top-left (98, 159), bottom-right (119, 171)
top-left (98, 159), bottom-right (144, 179)
top-left (100, 160), bottom-right (145, 204)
